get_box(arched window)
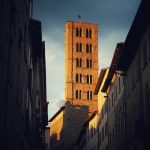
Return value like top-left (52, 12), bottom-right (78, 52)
top-left (80, 43), bottom-right (82, 52)
top-left (80, 58), bottom-right (82, 67)
top-left (76, 90), bottom-right (81, 99)
top-left (79, 90), bottom-right (81, 99)
top-left (89, 29), bottom-right (92, 38)
top-left (86, 29), bottom-right (88, 38)
top-left (87, 75), bottom-right (89, 83)
top-left (80, 74), bottom-right (82, 83)
top-left (79, 28), bottom-right (82, 37)
top-left (90, 75), bottom-right (92, 84)
top-left (86, 44), bottom-right (89, 53)
top-left (76, 58), bottom-right (79, 67)
top-left (90, 44), bottom-right (92, 53)
top-left (76, 74), bottom-right (79, 82)
top-left (76, 43), bottom-right (79, 52)
top-left (76, 90), bottom-right (78, 99)
top-left (86, 59), bottom-right (89, 68)
top-left (90, 59), bottom-right (92, 68)
top-left (76, 28), bottom-right (79, 37)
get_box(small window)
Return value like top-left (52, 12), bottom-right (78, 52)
top-left (86, 44), bottom-right (89, 53)
top-left (87, 75), bottom-right (92, 84)
top-left (90, 44), bottom-right (92, 53)
top-left (79, 28), bottom-right (82, 37)
top-left (89, 29), bottom-right (92, 38)
top-left (76, 58), bottom-right (79, 67)
top-left (76, 28), bottom-right (79, 37)
top-left (87, 91), bottom-right (92, 100)
top-left (76, 90), bottom-right (78, 99)
top-left (76, 58), bottom-right (82, 67)
top-left (76, 90), bottom-right (81, 99)
top-left (80, 58), bottom-right (82, 67)
top-left (90, 59), bottom-right (92, 68)
top-left (86, 29), bottom-right (88, 38)
top-left (76, 74), bottom-right (79, 82)
top-left (80, 43), bottom-right (82, 52)
top-left (76, 43), bottom-right (79, 52)
top-left (80, 74), bottom-right (82, 83)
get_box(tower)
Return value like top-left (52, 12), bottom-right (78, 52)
top-left (65, 21), bottom-right (98, 114)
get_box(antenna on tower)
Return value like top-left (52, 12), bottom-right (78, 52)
top-left (77, 15), bottom-right (82, 22)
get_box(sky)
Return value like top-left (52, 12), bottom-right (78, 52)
top-left (33, 0), bottom-right (141, 118)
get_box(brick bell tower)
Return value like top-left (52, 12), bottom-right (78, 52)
top-left (65, 21), bottom-right (98, 114)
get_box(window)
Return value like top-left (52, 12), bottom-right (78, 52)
top-left (80, 74), bottom-right (82, 83)
top-left (86, 29), bottom-right (88, 38)
top-left (76, 74), bottom-right (82, 83)
top-left (76, 58), bottom-right (82, 67)
top-left (87, 59), bottom-right (92, 68)
top-left (76, 28), bottom-right (82, 37)
top-left (76, 90), bottom-right (81, 99)
top-left (76, 43), bottom-right (79, 52)
top-left (80, 58), bottom-right (82, 67)
top-left (87, 91), bottom-right (92, 100)
top-left (86, 44), bottom-right (92, 53)
top-left (76, 43), bottom-right (82, 52)
top-left (76, 28), bottom-right (79, 37)
top-left (76, 58), bottom-right (79, 67)
top-left (79, 43), bottom-right (82, 52)
top-left (79, 28), bottom-right (82, 37)
top-left (87, 75), bottom-right (92, 84)
top-left (89, 29), bottom-right (92, 38)
top-left (90, 44), bottom-right (92, 53)
top-left (86, 29), bottom-right (92, 38)
top-left (86, 44), bottom-right (89, 53)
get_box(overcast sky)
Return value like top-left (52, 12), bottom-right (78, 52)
top-left (33, 0), bottom-right (141, 118)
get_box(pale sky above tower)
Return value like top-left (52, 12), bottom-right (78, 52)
top-left (33, 0), bottom-right (141, 118)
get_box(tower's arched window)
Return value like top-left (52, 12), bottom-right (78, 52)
top-left (89, 29), bottom-right (92, 38)
top-left (76, 74), bottom-right (79, 82)
top-left (86, 29), bottom-right (88, 38)
top-left (79, 90), bottom-right (81, 99)
top-left (90, 44), bottom-right (92, 53)
top-left (76, 90), bottom-right (78, 99)
top-left (86, 44), bottom-right (89, 53)
top-left (80, 58), bottom-right (82, 67)
top-left (76, 28), bottom-right (79, 37)
top-left (90, 59), bottom-right (92, 68)
top-left (80, 43), bottom-right (82, 52)
top-left (86, 59), bottom-right (89, 68)
top-left (79, 28), bottom-right (82, 37)
top-left (80, 74), bottom-right (82, 83)
top-left (76, 43), bottom-right (79, 52)
top-left (76, 58), bottom-right (79, 67)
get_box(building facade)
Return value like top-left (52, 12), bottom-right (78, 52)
top-left (101, 43), bottom-right (125, 150)
top-left (117, 0), bottom-right (150, 149)
top-left (94, 68), bottom-right (109, 150)
top-left (0, 1), bottom-right (48, 150)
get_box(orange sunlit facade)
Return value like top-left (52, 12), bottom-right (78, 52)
top-left (65, 21), bottom-right (99, 114)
